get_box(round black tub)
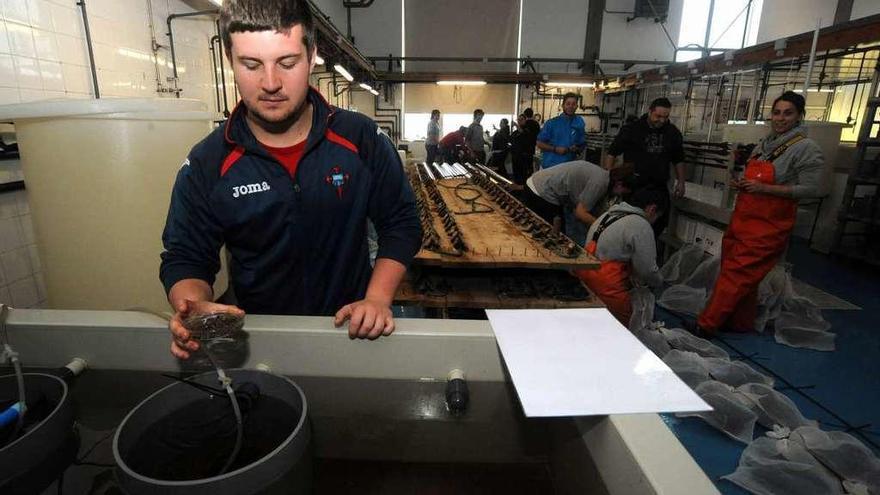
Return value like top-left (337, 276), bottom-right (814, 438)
top-left (113, 369), bottom-right (311, 494)
top-left (0, 373), bottom-right (76, 494)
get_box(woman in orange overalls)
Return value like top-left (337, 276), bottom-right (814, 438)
top-left (697, 91), bottom-right (824, 334)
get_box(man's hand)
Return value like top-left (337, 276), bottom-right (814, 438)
top-left (169, 299), bottom-right (245, 359)
top-left (674, 180), bottom-right (686, 199)
top-left (334, 298), bottom-right (394, 340)
top-left (554, 146), bottom-right (568, 155)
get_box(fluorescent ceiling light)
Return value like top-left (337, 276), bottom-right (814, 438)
top-left (546, 82), bottom-right (594, 88)
top-left (792, 88), bottom-right (834, 93)
top-left (436, 80), bottom-right (486, 86)
top-left (359, 83), bottom-right (380, 95)
top-left (315, 54), bottom-right (324, 65)
top-left (334, 64), bottom-right (353, 82)
top-left (209, 0), bottom-right (222, 5)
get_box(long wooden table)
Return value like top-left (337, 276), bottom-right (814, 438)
top-left (399, 163), bottom-right (603, 311)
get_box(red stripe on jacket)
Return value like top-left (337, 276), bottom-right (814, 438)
top-left (220, 145), bottom-right (246, 176)
top-left (326, 128), bottom-right (359, 154)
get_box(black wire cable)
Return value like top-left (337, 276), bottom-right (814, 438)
top-left (161, 373), bottom-right (226, 396)
top-left (437, 180), bottom-right (495, 214)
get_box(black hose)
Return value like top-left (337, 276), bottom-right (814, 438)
top-left (215, 21), bottom-right (230, 116)
top-left (209, 36), bottom-right (221, 114)
top-left (166, 9), bottom-right (219, 98)
top-left (76, 0), bottom-right (99, 98)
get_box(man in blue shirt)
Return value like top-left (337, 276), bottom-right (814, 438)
top-left (536, 93), bottom-right (586, 168)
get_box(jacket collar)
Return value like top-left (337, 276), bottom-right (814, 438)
top-left (223, 86), bottom-right (335, 156)
top-left (762, 124), bottom-right (808, 152)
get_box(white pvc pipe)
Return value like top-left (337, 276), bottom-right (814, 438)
top-left (64, 358), bottom-right (88, 376)
top-left (803, 18), bottom-right (821, 93)
top-left (447, 369), bottom-right (466, 381)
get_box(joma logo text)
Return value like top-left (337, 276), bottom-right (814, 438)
top-left (233, 182), bottom-right (271, 198)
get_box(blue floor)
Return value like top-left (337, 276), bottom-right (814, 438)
top-left (659, 238), bottom-right (880, 494)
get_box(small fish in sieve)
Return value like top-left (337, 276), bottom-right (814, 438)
top-left (183, 312), bottom-right (245, 343)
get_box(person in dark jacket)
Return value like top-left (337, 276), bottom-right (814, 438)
top-left (510, 109), bottom-right (540, 185)
top-left (487, 118), bottom-right (511, 173)
top-left (604, 97), bottom-right (686, 237)
top-left (160, 0), bottom-right (421, 359)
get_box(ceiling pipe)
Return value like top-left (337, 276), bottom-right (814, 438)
top-left (343, 0), bottom-right (375, 44)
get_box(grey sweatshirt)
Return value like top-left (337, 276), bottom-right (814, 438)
top-left (466, 122), bottom-right (485, 151)
top-left (586, 202), bottom-right (662, 287)
top-left (753, 124), bottom-right (824, 199)
top-left (528, 160), bottom-right (610, 211)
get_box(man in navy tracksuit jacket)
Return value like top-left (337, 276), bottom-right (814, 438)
top-left (160, 0), bottom-right (421, 358)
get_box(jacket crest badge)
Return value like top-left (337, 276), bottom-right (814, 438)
top-left (325, 166), bottom-right (350, 199)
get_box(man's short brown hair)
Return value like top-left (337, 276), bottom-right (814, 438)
top-left (220, 0), bottom-right (316, 59)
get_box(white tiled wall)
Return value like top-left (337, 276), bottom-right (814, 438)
top-left (0, 1), bottom-right (240, 308)
top-left (0, 0), bottom-right (235, 109)
top-left (0, 157), bottom-right (44, 308)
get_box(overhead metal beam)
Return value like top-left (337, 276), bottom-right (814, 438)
top-left (367, 56), bottom-right (671, 66)
top-left (834, 0), bottom-right (854, 24)
top-left (368, 56), bottom-right (588, 63)
top-left (375, 72), bottom-right (549, 84)
top-left (582, 0), bottom-right (605, 75)
top-left (604, 13), bottom-right (880, 90)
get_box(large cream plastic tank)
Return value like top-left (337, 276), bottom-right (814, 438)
top-left (0, 98), bottom-right (227, 312)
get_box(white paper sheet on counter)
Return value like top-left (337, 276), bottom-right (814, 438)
top-left (486, 308), bottom-right (711, 417)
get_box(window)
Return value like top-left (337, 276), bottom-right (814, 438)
top-left (675, 0), bottom-right (763, 61)
top-left (677, 0), bottom-right (712, 49)
top-left (404, 113), bottom-right (432, 141)
top-left (675, 50), bottom-right (703, 63)
top-left (404, 113), bottom-right (514, 142)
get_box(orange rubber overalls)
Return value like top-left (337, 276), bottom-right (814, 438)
top-left (697, 136), bottom-right (802, 333)
top-left (575, 212), bottom-right (634, 325)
